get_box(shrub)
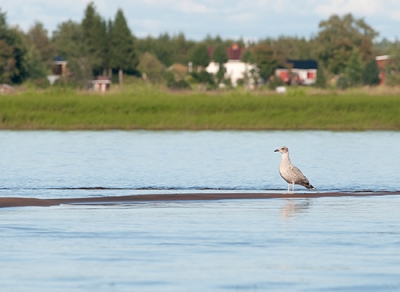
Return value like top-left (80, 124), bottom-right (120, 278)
top-left (315, 67), bottom-right (327, 88)
top-left (336, 76), bottom-right (350, 90)
top-left (362, 59), bottom-right (380, 86)
top-left (168, 79), bottom-right (191, 90)
top-left (268, 76), bottom-right (284, 90)
top-left (164, 71), bottom-right (191, 90)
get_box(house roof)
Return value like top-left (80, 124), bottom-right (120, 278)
top-left (376, 55), bottom-right (389, 61)
top-left (53, 56), bottom-right (67, 65)
top-left (208, 43), bottom-right (245, 61)
top-left (285, 59), bottom-right (318, 70)
top-left (95, 75), bottom-right (111, 81)
top-left (53, 56), bottom-right (66, 62)
top-left (227, 43), bottom-right (244, 60)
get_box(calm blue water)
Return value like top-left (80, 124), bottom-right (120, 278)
top-left (0, 130), bottom-right (400, 197)
top-left (1, 131), bottom-right (400, 291)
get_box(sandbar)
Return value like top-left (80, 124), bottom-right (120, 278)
top-left (1, 192), bottom-right (399, 208)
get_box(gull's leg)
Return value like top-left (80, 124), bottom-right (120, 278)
top-left (292, 183), bottom-right (295, 194)
top-left (287, 183), bottom-right (290, 193)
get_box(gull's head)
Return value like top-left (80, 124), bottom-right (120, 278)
top-left (274, 146), bottom-right (288, 154)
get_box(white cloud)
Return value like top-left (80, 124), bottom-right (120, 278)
top-left (0, 0), bottom-right (93, 31)
top-left (135, 18), bottom-right (163, 33)
top-left (388, 8), bottom-right (400, 21)
top-left (174, 1), bottom-right (210, 13)
top-left (313, 0), bottom-right (384, 17)
top-left (227, 12), bottom-right (255, 22)
top-left (1, 0), bottom-right (400, 39)
top-left (141, 0), bottom-right (210, 13)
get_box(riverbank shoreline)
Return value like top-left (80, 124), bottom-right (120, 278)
top-left (1, 192), bottom-right (398, 208)
top-left (1, 88), bottom-right (400, 130)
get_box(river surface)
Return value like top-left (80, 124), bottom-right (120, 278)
top-left (0, 131), bottom-right (399, 291)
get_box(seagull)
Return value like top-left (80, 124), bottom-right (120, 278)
top-left (274, 146), bottom-right (316, 193)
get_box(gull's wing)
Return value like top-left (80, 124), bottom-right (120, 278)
top-left (290, 165), bottom-right (314, 188)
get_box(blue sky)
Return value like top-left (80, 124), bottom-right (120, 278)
top-left (0, 0), bottom-right (399, 41)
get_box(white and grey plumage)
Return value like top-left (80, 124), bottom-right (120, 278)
top-left (274, 146), bottom-right (316, 193)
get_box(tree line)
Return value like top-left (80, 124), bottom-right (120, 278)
top-left (1, 3), bottom-right (400, 89)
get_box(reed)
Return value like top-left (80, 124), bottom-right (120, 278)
top-left (1, 86), bottom-right (399, 130)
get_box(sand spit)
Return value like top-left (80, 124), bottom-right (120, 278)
top-left (0, 192), bottom-right (398, 208)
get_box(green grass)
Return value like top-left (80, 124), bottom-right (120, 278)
top-left (1, 86), bottom-right (400, 130)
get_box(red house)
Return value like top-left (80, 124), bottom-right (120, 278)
top-left (376, 55), bottom-right (390, 84)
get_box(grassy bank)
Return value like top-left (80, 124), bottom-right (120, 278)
top-left (1, 86), bottom-right (400, 130)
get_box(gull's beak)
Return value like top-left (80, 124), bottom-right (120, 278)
top-left (274, 149), bottom-right (279, 152)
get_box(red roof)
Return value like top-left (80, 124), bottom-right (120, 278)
top-left (207, 47), bottom-right (214, 59)
top-left (208, 43), bottom-right (245, 61)
top-left (227, 43), bottom-right (244, 60)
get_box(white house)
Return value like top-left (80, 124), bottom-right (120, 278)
top-left (89, 76), bottom-right (111, 92)
top-left (275, 60), bottom-right (318, 85)
top-left (206, 43), bottom-right (256, 88)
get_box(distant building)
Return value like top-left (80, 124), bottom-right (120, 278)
top-left (52, 56), bottom-right (68, 76)
top-left (275, 60), bottom-right (318, 85)
top-left (47, 56), bottom-right (68, 85)
top-left (87, 76), bottom-right (112, 92)
top-left (376, 55), bottom-right (390, 85)
top-left (206, 43), bottom-right (257, 88)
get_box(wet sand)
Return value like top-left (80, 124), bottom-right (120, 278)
top-left (1, 192), bottom-right (399, 208)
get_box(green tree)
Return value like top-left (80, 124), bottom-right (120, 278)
top-left (213, 44), bottom-right (228, 84)
top-left (240, 49), bottom-right (259, 88)
top-left (260, 36), bottom-right (317, 60)
top-left (53, 20), bottom-right (92, 86)
top-left (21, 29), bottom-right (48, 81)
top-left (315, 66), bottom-right (327, 88)
top-left (241, 50), bottom-right (255, 63)
top-left (190, 70), bottom-right (215, 90)
top-left (21, 22), bottom-right (54, 83)
top-left (137, 52), bottom-right (165, 82)
top-left (53, 21), bottom-right (87, 59)
top-left (10, 29), bottom-right (31, 84)
top-left (26, 22), bottom-right (55, 69)
top-left (213, 44), bottom-right (228, 64)
top-left (81, 2), bottom-right (106, 74)
top-left (136, 33), bottom-right (196, 67)
top-left (362, 59), bottom-right (380, 86)
top-left (0, 10), bottom-right (30, 84)
top-left (152, 33), bottom-right (173, 67)
top-left (317, 13), bottom-right (378, 75)
top-left (344, 49), bottom-right (363, 86)
top-left (0, 9), bottom-right (15, 83)
top-left (103, 19), bottom-right (113, 77)
top-left (170, 33), bottom-right (195, 65)
top-left (252, 43), bottom-right (279, 82)
top-left (109, 9), bottom-right (138, 85)
top-left (326, 38), bottom-right (353, 75)
top-left (385, 44), bottom-right (400, 86)
top-left (0, 41), bottom-right (15, 83)
top-left (189, 43), bottom-right (212, 90)
top-left (190, 43), bottom-right (210, 69)
top-left (24, 45), bottom-right (47, 80)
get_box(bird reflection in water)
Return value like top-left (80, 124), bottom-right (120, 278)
top-left (280, 199), bottom-right (311, 218)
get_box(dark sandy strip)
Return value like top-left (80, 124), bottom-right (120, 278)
top-left (0, 192), bottom-right (399, 208)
